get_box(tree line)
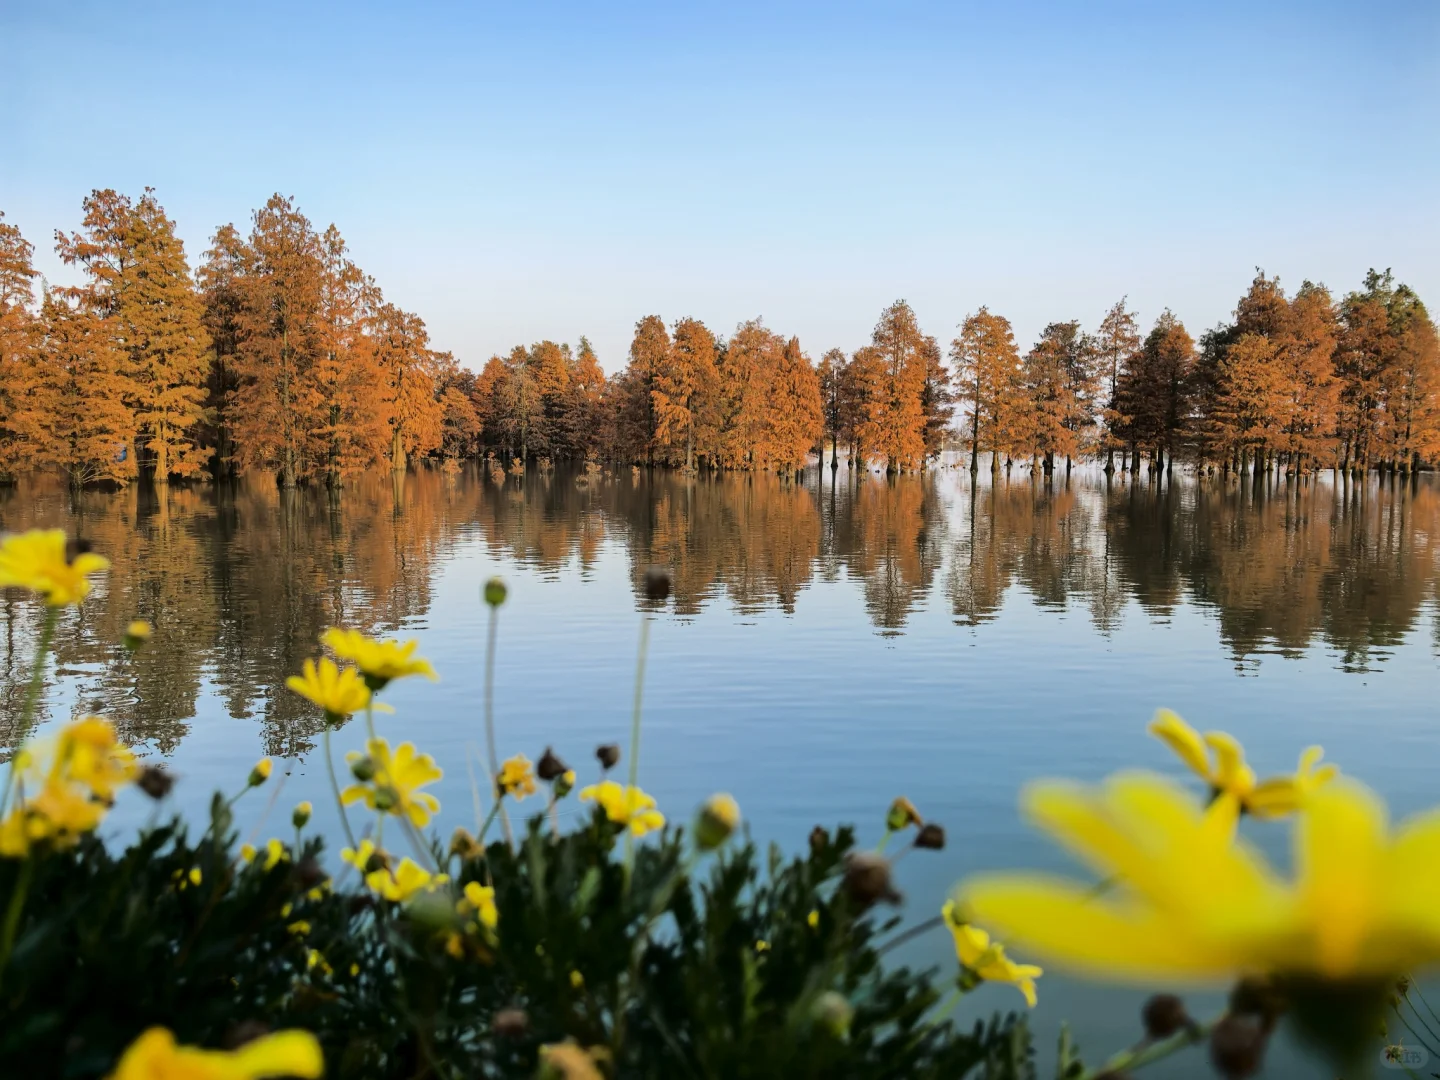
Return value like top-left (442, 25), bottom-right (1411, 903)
top-left (2, 189), bottom-right (1436, 488)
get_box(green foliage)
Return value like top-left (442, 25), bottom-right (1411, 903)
top-left (0, 794), bottom-right (1036, 1078)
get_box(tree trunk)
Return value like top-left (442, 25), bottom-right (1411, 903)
top-left (1103, 447), bottom-right (1114, 475)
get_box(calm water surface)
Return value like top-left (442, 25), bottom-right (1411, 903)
top-left (3, 461), bottom-right (1439, 1075)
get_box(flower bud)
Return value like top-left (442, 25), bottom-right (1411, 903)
top-left (841, 851), bottom-right (900, 910)
top-left (1141, 993), bottom-right (1190, 1039)
top-left (350, 756), bottom-right (377, 782)
top-left (292, 801), bottom-right (313, 829)
top-left (404, 890), bottom-right (453, 930)
top-left (123, 619), bottom-right (152, 649)
top-left (492, 1007), bottom-right (529, 1038)
top-left (555, 769), bottom-right (575, 798)
top-left (1228, 974), bottom-right (1286, 1030)
top-left (812, 991), bottom-right (853, 1039)
top-left (886, 796), bottom-right (922, 832)
top-left (484, 577), bottom-right (508, 607)
top-left (596, 743), bottom-right (621, 771)
top-left (537, 746), bottom-right (569, 782)
top-left (373, 788), bottom-right (397, 812)
top-left (136, 764), bottom-right (174, 800)
top-left (248, 758), bottom-right (272, 787)
top-left (809, 825), bottom-right (828, 854)
top-left (295, 855), bottom-right (326, 891)
top-left (449, 827), bottom-right (483, 861)
top-left (914, 823), bottom-right (946, 850)
top-left (1209, 1015), bottom-right (1268, 1079)
top-left (643, 565), bottom-right (672, 602)
top-left (694, 793), bottom-right (740, 850)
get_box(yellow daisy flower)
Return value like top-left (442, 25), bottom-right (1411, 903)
top-left (104, 1025), bottom-right (322, 1080)
top-left (461, 881), bottom-right (499, 931)
top-left (496, 755), bottom-right (536, 800)
top-left (1148, 709), bottom-right (1337, 821)
top-left (321, 627), bottom-right (437, 688)
top-left (0, 529), bottom-right (108, 606)
top-left (961, 771), bottom-right (1440, 984)
top-left (941, 900), bottom-right (1042, 1007)
top-left (285, 657), bottom-right (381, 720)
top-left (342, 738), bottom-right (442, 827)
top-left (579, 780), bottom-right (665, 837)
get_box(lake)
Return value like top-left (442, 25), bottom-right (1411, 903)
top-left (3, 460), bottom-right (1438, 1075)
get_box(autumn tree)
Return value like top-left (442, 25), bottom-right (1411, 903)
top-left (1113, 311), bottom-right (1194, 473)
top-left (1095, 299), bottom-right (1141, 473)
top-left (856, 301), bottom-right (927, 474)
top-left (716, 319), bottom-right (780, 469)
top-left (766, 336), bottom-right (824, 474)
top-left (37, 294), bottom-right (137, 487)
top-left (197, 224), bottom-right (248, 476)
top-left (227, 195), bottom-right (327, 487)
top-left (619, 315), bottom-right (670, 465)
top-left (818, 348), bottom-right (848, 468)
top-left (918, 335), bottom-right (953, 463)
top-left (0, 213), bottom-right (46, 480)
top-left (1023, 321), bottom-right (1094, 476)
top-left (1275, 282), bottom-right (1340, 470)
top-left (951, 307), bottom-right (1023, 476)
top-left (563, 336), bottom-right (606, 459)
top-left (55, 188), bottom-right (212, 482)
top-left (653, 317), bottom-right (719, 471)
top-left (314, 227), bottom-right (388, 483)
top-left (371, 301), bottom-right (442, 472)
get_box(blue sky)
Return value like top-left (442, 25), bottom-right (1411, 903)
top-left (3, 1), bottom-right (1436, 371)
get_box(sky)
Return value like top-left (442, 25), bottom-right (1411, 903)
top-left (2, 1), bottom-right (1437, 372)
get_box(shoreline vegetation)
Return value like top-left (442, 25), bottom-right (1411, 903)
top-left (2, 530), bottom-right (1440, 1077)
top-left (1, 192), bottom-right (1437, 492)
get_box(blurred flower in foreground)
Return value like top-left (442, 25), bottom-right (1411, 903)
top-left (0, 529), bottom-right (108, 606)
top-left (0, 718), bottom-right (136, 856)
top-left (321, 627), bottom-right (437, 689)
top-left (123, 620), bottom-right (152, 649)
top-left (342, 738), bottom-right (442, 827)
top-left (286, 657), bottom-right (383, 722)
top-left (941, 900), bottom-right (1042, 1007)
top-left (104, 1025), bottom-right (322, 1080)
top-left (579, 781), bottom-right (665, 836)
top-left (961, 771), bottom-right (1440, 982)
top-left (496, 755), bottom-right (536, 800)
top-left (1148, 710), bottom-right (1337, 821)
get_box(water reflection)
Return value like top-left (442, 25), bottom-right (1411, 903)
top-left (1, 463), bottom-right (1438, 752)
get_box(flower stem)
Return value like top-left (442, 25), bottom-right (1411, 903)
top-left (622, 614), bottom-right (651, 894)
top-left (0, 854), bottom-right (35, 994)
top-left (1077, 1012), bottom-right (1221, 1079)
top-left (1, 607), bottom-right (58, 817)
top-left (483, 605), bottom-right (513, 850)
top-left (323, 725), bottom-right (358, 852)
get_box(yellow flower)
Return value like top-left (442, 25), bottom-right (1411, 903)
top-left (539, 1041), bottom-right (603, 1080)
top-left (104, 1025), bottom-right (323, 1079)
top-left (960, 771), bottom-right (1440, 984)
top-left (579, 780), bottom-right (665, 836)
top-left (286, 657), bottom-right (382, 720)
top-left (807, 909), bottom-right (820, 929)
top-left (365, 857), bottom-right (447, 903)
top-left (0, 718), bottom-right (136, 856)
top-left (496, 755), bottom-right (536, 800)
top-left (248, 758), bottom-right (272, 787)
top-left (461, 881), bottom-right (498, 931)
top-left (306, 948), bottom-right (332, 976)
top-left (1148, 709), bottom-right (1338, 821)
top-left (342, 738), bottom-right (442, 827)
top-left (56, 717), bottom-right (137, 801)
top-left (941, 900), bottom-right (1042, 1007)
top-left (287, 920), bottom-right (311, 935)
top-left (0, 529), bottom-right (109, 606)
top-left (240, 838), bottom-right (287, 872)
top-left (340, 838), bottom-right (379, 873)
top-left (321, 627), bottom-right (437, 687)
